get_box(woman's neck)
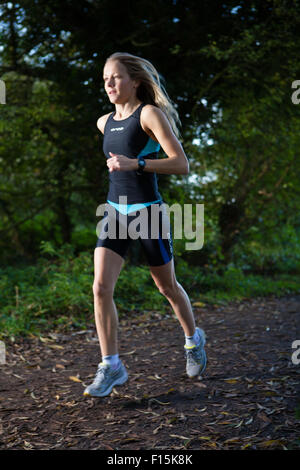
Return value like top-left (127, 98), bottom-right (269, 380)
top-left (114, 100), bottom-right (142, 120)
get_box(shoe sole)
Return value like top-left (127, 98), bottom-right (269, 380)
top-left (83, 371), bottom-right (128, 398)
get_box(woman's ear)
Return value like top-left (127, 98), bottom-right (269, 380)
top-left (133, 79), bottom-right (141, 89)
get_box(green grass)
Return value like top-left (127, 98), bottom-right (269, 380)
top-left (0, 242), bottom-right (299, 339)
top-left (176, 260), bottom-right (300, 303)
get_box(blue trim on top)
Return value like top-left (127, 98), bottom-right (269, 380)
top-left (137, 138), bottom-right (160, 157)
top-left (107, 199), bottom-right (161, 215)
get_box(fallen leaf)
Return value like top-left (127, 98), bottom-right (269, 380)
top-left (39, 336), bottom-right (52, 343)
top-left (234, 420), bottom-right (243, 428)
top-left (258, 439), bottom-right (285, 448)
top-left (241, 443), bottom-right (252, 450)
top-left (153, 424), bottom-right (164, 434)
top-left (194, 382), bottom-right (207, 388)
top-left (69, 376), bottom-right (82, 383)
top-left (206, 442), bottom-right (218, 448)
top-left (192, 302), bottom-right (206, 307)
top-left (137, 409), bottom-right (160, 416)
top-left (121, 349), bottom-right (136, 355)
top-left (62, 400), bottom-right (77, 407)
top-left (11, 416), bottom-right (30, 420)
top-left (170, 434), bottom-right (190, 440)
top-left (23, 440), bottom-right (33, 449)
top-left (224, 437), bottom-right (241, 444)
top-left (148, 398), bottom-right (170, 406)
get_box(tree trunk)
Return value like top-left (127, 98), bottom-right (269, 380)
top-left (219, 199), bottom-right (245, 264)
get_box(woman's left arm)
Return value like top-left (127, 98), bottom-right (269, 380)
top-left (107, 105), bottom-right (189, 175)
top-left (139, 105), bottom-right (189, 175)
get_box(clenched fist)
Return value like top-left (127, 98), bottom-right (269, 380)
top-left (107, 152), bottom-right (138, 172)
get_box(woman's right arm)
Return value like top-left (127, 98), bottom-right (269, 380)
top-left (97, 113), bottom-right (112, 134)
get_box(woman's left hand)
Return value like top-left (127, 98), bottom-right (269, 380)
top-left (107, 152), bottom-right (137, 172)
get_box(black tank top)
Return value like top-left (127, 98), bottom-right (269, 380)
top-left (103, 103), bottom-right (162, 205)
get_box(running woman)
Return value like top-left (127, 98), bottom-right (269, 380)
top-left (83, 52), bottom-right (206, 397)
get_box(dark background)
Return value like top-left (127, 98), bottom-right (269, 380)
top-left (0, 0), bottom-right (300, 271)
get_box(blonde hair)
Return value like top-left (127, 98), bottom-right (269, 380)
top-left (106, 52), bottom-right (181, 137)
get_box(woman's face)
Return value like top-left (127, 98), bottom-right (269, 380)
top-left (103, 60), bottom-right (138, 104)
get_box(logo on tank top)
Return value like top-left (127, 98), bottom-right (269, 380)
top-left (111, 127), bottom-right (124, 132)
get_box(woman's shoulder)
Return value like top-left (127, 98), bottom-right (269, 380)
top-left (141, 104), bottom-right (164, 117)
top-left (140, 105), bottom-right (171, 142)
top-left (96, 112), bottom-right (113, 134)
top-left (141, 104), bottom-right (170, 130)
top-left (140, 104), bottom-right (167, 126)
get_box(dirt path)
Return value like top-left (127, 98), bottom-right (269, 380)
top-left (0, 294), bottom-right (299, 450)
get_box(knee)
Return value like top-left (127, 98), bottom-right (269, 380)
top-left (93, 280), bottom-right (114, 299)
top-left (157, 280), bottom-right (179, 299)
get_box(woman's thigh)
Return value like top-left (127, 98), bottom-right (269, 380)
top-left (94, 246), bottom-right (125, 289)
top-left (139, 202), bottom-right (173, 267)
top-left (149, 258), bottom-right (177, 292)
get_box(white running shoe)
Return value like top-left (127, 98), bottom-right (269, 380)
top-left (185, 327), bottom-right (207, 377)
top-left (83, 360), bottom-right (128, 397)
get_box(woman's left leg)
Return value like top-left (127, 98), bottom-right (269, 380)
top-left (150, 258), bottom-right (207, 377)
top-left (149, 258), bottom-right (196, 337)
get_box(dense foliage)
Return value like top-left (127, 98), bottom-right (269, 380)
top-left (0, 1), bottom-right (300, 335)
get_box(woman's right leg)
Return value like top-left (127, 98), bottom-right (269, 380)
top-left (83, 246), bottom-right (128, 397)
top-left (93, 246), bottom-right (125, 358)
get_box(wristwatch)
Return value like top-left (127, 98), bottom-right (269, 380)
top-left (137, 156), bottom-right (146, 175)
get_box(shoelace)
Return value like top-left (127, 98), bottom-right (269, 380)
top-left (93, 363), bottom-right (110, 385)
top-left (186, 349), bottom-right (197, 361)
top-left (185, 347), bottom-right (203, 364)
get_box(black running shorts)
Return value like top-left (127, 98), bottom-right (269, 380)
top-left (95, 202), bottom-right (173, 267)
